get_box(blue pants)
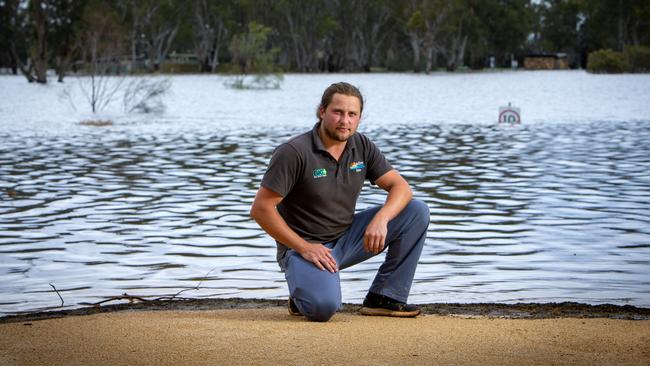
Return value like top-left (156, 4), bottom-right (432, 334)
top-left (280, 200), bottom-right (429, 322)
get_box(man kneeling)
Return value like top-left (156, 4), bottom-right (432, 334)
top-left (250, 82), bottom-right (429, 322)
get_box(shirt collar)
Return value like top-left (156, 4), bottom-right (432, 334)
top-left (311, 122), bottom-right (357, 154)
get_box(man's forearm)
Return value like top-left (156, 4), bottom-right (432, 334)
top-left (251, 204), bottom-right (310, 254)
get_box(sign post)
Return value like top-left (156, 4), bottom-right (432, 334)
top-left (499, 102), bottom-right (521, 124)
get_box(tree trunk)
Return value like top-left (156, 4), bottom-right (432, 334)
top-left (409, 33), bottom-right (421, 73)
top-left (140, 2), bottom-right (178, 72)
top-left (130, 29), bottom-right (138, 72)
top-left (55, 37), bottom-right (75, 82)
top-left (9, 51), bottom-right (18, 74)
top-left (130, 1), bottom-right (140, 73)
top-left (30, 0), bottom-right (48, 83)
top-left (158, 25), bottom-right (178, 69)
top-left (446, 30), bottom-right (467, 71)
top-left (425, 46), bottom-right (433, 74)
top-left (10, 40), bottom-right (35, 82)
top-left (284, 12), bottom-right (304, 72)
top-left (456, 34), bottom-right (468, 69)
top-left (617, 0), bottom-right (624, 51)
top-left (193, 0), bottom-right (211, 72)
top-left (55, 56), bottom-right (65, 82)
top-left (210, 38), bottom-right (220, 71)
top-left (423, 7), bottom-right (447, 74)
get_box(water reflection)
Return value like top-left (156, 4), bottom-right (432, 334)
top-left (1, 120), bottom-right (649, 314)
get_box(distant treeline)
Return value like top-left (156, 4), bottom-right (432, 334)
top-left (1, 0), bottom-right (649, 83)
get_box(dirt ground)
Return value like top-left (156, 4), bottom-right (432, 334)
top-left (1, 307), bottom-right (649, 365)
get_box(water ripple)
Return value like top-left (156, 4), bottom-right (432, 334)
top-left (1, 120), bottom-right (650, 313)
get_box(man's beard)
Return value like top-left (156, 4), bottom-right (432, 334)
top-left (323, 124), bottom-right (353, 142)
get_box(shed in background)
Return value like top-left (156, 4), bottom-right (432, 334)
top-left (523, 53), bottom-right (569, 70)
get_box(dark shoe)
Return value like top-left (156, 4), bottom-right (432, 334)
top-left (288, 297), bottom-right (302, 316)
top-left (359, 292), bottom-right (420, 318)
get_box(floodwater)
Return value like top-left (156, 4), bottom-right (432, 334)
top-left (1, 71), bottom-right (649, 315)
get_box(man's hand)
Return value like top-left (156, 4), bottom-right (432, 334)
top-left (363, 170), bottom-right (413, 255)
top-left (364, 214), bottom-right (389, 254)
top-left (251, 187), bottom-right (338, 273)
top-left (299, 243), bottom-right (338, 273)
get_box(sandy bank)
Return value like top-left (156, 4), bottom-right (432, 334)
top-left (1, 307), bottom-right (649, 366)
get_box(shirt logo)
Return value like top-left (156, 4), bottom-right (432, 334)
top-left (313, 168), bottom-right (327, 178)
top-left (349, 161), bottom-right (366, 172)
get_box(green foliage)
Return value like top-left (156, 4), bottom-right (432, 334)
top-left (624, 45), bottom-right (650, 72)
top-left (469, 0), bottom-right (532, 64)
top-left (406, 10), bottom-right (425, 32)
top-left (317, 14), bottom-right (340, 37)
top-left (587, 49), bottom-right (629, 73)
top-left (539, 0), bottom-right (581, 51)
top-left (577, 0), bottom-right (650, 70)
top-left (225, 21), bottom-right (282, 89)
top-left (228, 21), bottom-right (279, 75)
top-left (4, 0), bottom-right (650, 75)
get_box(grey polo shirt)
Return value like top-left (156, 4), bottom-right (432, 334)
top-left (261, 122), bottom-right (393, 263)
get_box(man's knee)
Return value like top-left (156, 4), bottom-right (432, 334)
top-left (301, 297), bottom-right (340, 322)
top-left (406, 199), bottom-right (430, 229)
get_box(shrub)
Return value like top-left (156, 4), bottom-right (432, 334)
top-left (587, 49), bottom-right (629, 73)
top-left (122, 77), bottom-right (172, 113)
top-left (624, 45), bottom-right (650, 73)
